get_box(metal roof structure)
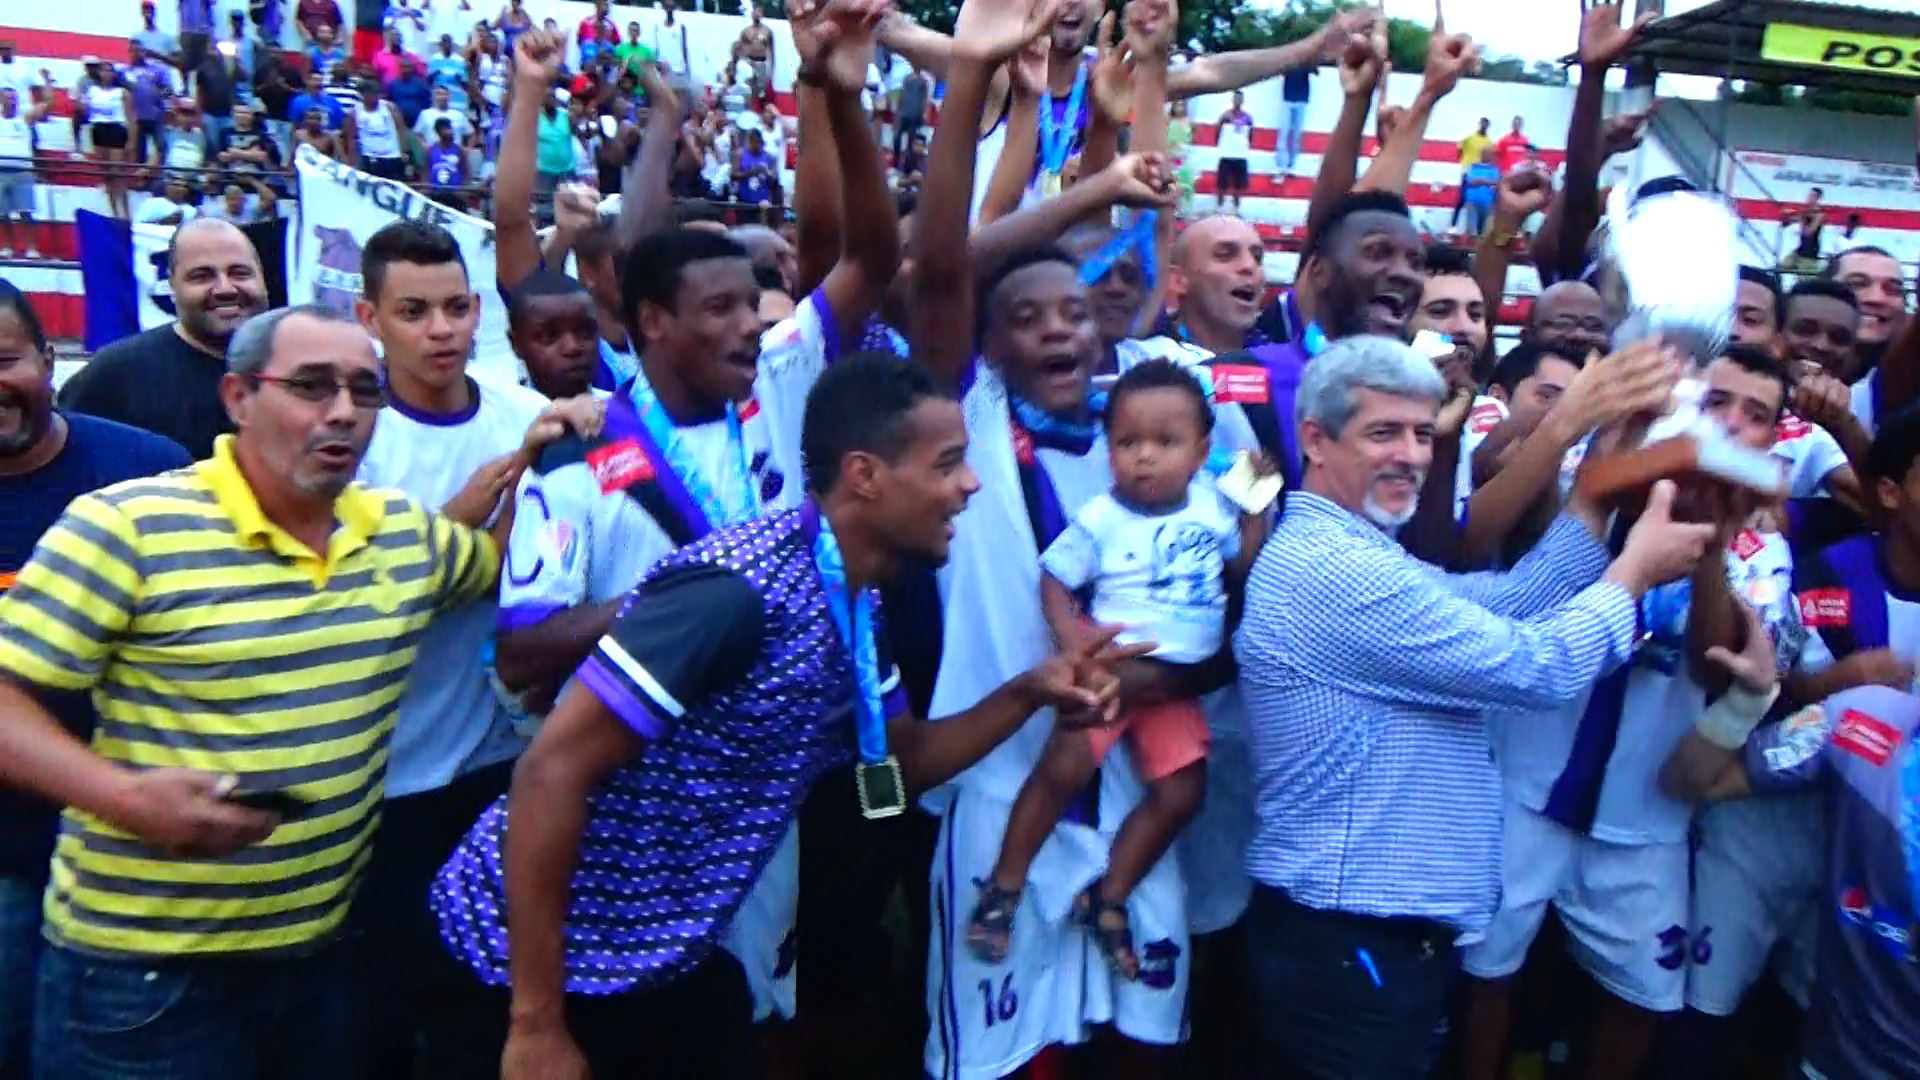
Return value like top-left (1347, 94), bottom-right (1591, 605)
top-left (1569, 0), bottom-right (1920, 94)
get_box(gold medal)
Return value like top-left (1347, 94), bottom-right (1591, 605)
top-left (1040, 170), bottom-right (1063, 199)
top-left (855, 756), bottom-right (907, 820)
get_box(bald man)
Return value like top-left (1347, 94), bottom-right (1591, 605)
top-left (1523, 280), bottom-right (1609, 365)
top-left (59, 218), bottom-right (271, 457)
top-left (730, 224), bottom-right (796, 295)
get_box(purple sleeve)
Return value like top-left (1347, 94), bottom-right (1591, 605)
top-left (806, 286), bottom-right (840, 364)
top-left (573, 566), bottom-right (766, 741)
top-left (880, 663), bottom-right (909, 721)
top-left (496, 603), bottom-right (565, 632)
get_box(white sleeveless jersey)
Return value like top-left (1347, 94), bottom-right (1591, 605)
top-left (355, 101), bottom-right (402, 159)
top-left (0, 114), bottom-right (32, 161)
top-left (84, 83), bottom-right (126, 125)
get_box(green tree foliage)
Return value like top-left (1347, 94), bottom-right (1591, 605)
top-left (1729, 81), bottom-right (1911, 117)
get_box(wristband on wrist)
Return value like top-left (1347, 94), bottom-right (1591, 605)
top-left (1694, 682), bottom-right (1780, 751)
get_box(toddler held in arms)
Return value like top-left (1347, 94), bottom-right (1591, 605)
top-left (968, 359), bottom-right (1270, 978)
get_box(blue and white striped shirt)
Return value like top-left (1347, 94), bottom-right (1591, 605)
top-left (1234, 492), bottom-right (1641, 932)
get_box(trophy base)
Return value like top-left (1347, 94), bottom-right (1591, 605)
top-left (1574, 429), bottom-right (1786, 505)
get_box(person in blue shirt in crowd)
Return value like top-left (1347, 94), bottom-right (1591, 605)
top-left (0, 281), bottom-right (191, 1079)
top-left (1462, 144), bottom-right (1501, 238)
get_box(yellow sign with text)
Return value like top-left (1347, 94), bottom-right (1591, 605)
top-left (1762, 23), bottom-right (1920, 76)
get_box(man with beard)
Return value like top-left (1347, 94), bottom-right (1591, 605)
top-left (0, 283), bottom-right (188, 1077)
top-left (0, 304), bottom-right (505, 1079)
top-left (1236, 334), bottom-right (1715, 1078)
top-left (58, 218), bottom-right (269, 458)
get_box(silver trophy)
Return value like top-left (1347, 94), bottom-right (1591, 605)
top-left (1576, 184), bottom-right (1787, 502)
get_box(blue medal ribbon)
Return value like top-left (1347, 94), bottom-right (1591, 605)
top-left (814, 508), bottom-right (887, 765)
top-left (1037, 64), bottom-right (1088, 179)
top-left (627, 374), bottom-right (759, 528)
top-left (1078, 211), bottom-right (1160, 291)
top-left (1010, 390), bottom-right (1106, 455)
top-left (596, 338), bottom-right (638, 391)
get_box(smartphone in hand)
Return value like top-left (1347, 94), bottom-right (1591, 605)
top-left (226, 790), bottom-right (313, 820)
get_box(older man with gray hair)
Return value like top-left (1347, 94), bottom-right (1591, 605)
top-left (1231, 334), bottom-right (1713, 1078)
top-left (0, 303), bottom-right (511, 1079)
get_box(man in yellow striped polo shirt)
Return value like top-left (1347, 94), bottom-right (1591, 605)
top-left (0, 304), bottom-right (505, 1080)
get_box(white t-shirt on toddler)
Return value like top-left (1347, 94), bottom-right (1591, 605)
top-left (1038, 481), bottom-right (1241, 664)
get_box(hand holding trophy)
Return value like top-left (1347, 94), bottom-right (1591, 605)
top-left (1573, 184), bottom-right (1787, 509)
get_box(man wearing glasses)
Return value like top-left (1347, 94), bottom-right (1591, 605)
top-left (0, 302), bottom-right (543, 1079)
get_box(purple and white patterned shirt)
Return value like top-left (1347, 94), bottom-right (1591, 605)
top-left (431, 502), bottom-right (907, 994)
top-left (1235, 494), bottom-right (1639, 931)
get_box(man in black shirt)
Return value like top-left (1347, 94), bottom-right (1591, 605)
top-left (196, 48), bottom-right (236, 150)
top-left (58, 218), bottom-right (270, 459)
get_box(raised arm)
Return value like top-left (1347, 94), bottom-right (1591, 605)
top-left (495, 30), bottom-right (566, 295)
top-left (791, 0), bottom-right (903, 345)
top-left (1534, 3), bottom-right (1650, 280)
top-left (1165, 7), bottom-right (1372, 100)
top-left (1461, 341), bottom-right (1676, 566)
top-left (1472, 170), bottom-right (1551, 346)
top-left (611, 63), bottom-right (685, 251)
top-left (1302, 22), bottom-right (1382, 249)
top-left (1356, 18), bottom-right (1475, 194)
top-left (912, 0), bottom-right (1061, 387)
top-left (970, 152), bottom-right (1176, 270)
top-left (975, 59), bottom-right (1038, 226)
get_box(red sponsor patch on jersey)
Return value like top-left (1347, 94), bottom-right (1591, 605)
top-left (1729, 528), bottom-right (1765, 561)
top-left (1010, 422), bottom-right (1036, 465)
top-left (1209, 364), bottom-right (1271, 405)
top-left (1775, 413), bottom-right (1812, 441)
top-left (586, 440), bottom-right (655, 493)
top-left (1798, 587), bottom-right (1851, 628)
top-left (1469, 402), bottom-right (1504, 435)
top-left (738, 398), bottom-right (761, 423)
top-left (1834, 709), bottom-right (1902, 767)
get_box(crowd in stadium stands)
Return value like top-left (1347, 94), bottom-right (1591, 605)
top-left (4, 1), bottom-right (1920, 1080)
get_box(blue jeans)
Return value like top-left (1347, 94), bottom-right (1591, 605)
top-left (1279, 101), bottom-right (1308, 171)
top-left (1244, 885), bottom-right (1458, 1079)
top-left (32, 938), bottom-right (363, 1080)
top-left (0, 877), bottom-right (43, 1080)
